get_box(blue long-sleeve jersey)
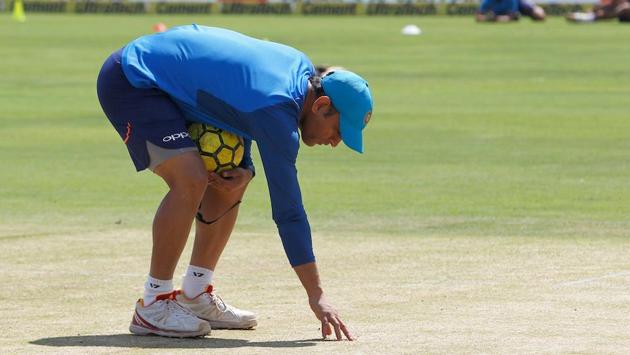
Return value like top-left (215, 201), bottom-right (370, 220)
top-left (121, 25), bottom-right (315, 266)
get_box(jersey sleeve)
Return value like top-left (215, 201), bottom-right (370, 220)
top-left (256, 139), bottom-right (314, 267)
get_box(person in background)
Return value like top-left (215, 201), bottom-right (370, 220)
top-left (476, 0), bottom-right (546, 22)
top-left (565, 0), bottom-right (630, 22)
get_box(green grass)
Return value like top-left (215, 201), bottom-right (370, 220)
top-left (2, 14), bottom-right (630, 353)
top-left (2, 15), bottom-right (630, 238)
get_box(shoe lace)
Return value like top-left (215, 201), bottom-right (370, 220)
top-left (157, 291), bottom-right (197, 319)
top-left (209, 293), bottom-right (228, 313)
top-left (169, 300), bottom-right (198, 319)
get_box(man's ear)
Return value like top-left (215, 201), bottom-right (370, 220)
top-left (312, 96), bottom-right (332, 114)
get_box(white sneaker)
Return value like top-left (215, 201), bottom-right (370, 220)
top-left (176, 285), bottom-right (258, 329)
top-left (129, 291), bottom-right (211, 338)
top-left (566, 12), bottom-right (596, 22)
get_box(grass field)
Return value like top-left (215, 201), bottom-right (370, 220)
top-left (2, 14), bottom-right (630, 353)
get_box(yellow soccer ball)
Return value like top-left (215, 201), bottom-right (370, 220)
top-left (188, 123), bottom-right (244, 173)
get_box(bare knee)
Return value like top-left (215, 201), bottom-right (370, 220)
top-left (197, 185), bottom-right (246, 222)
top-left (476, 12), bottom-right (491, 22)
top-left (172, 172), bottom-right (208, 203)
top-left (531, 6), bottom-right (546, 20)
top-left (155, 151), bottom-right (209, 203)
top-left (618, 2), bottom-right (630, 21)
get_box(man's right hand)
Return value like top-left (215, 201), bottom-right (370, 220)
top-left (207, 167), bottom-right (252, 192)
top-left (293, 262), bottom-right (356, 341)
top-left (309, 292), bottom-right (355, 341)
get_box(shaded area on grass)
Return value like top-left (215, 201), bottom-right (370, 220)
top-left (30, 334), bottom-right (321, 349)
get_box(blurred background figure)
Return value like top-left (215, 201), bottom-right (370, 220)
top-left (565, 0), bottom-right (630, 22)
top-left (315, 65), bottom-right (346, 77)
top-left (476, 0), bottom-right (546, 22)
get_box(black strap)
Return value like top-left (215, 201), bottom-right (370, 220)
top-left (196, 200), bottom-right (242, 225)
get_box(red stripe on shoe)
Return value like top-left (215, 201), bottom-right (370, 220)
top-left (187, 284), bottom-right (214, 300)
top-left (155, 291), bottom-right (177, 302)
top-left (134, 307), bottom-right (203, 335)
top-left (134, 312), bottom-right (161, 331)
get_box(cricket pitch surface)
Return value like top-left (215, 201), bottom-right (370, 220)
top-left (3, 229), bottom-right (630, 354)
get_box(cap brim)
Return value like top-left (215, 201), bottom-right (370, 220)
top-left (339, 112), bottom-right (364, 154)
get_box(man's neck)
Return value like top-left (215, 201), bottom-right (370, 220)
top-left (299, 83), bottom-right (315, 128)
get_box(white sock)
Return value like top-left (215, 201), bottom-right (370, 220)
top-left (143, 276), bottom-right (173, 305)
top-left (182, 265), bottom-right (213, 298)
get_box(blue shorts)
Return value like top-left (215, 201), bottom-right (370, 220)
top-left (479, 0), bottom-right (536, 15)
top-left (479, 0), bottom-right (517, 15)
top-left (96, 48), bottom-right (196, 171)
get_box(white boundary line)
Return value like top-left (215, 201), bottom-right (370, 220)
top-left (0, 270), bottom-right (144, 277)
top-left (555, 271), bottom-right (630, 287)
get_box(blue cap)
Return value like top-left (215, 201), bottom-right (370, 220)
top-left (321, 70), bottom-right (373, 153)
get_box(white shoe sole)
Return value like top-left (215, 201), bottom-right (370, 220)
top-left (207, 318), bottom-right (257, 330)
top-left (129, 324), bottom-right (211, 338)
top-left (130, 312), bottom-right (211, 338)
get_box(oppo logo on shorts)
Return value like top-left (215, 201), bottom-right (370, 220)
top-left (162, 132), bottom-right (190, 142)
